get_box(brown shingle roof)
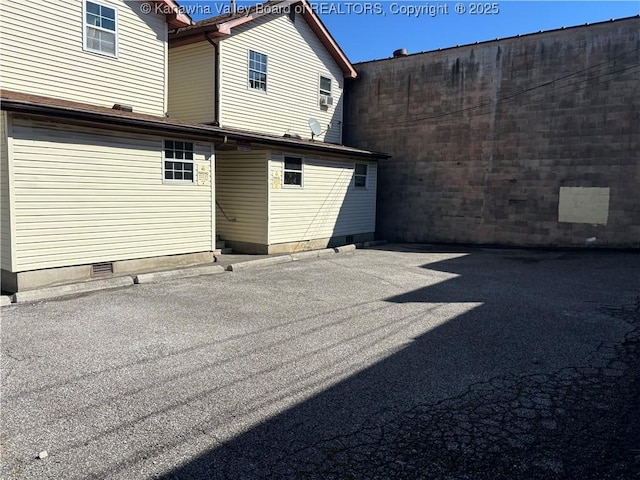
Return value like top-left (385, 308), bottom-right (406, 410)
top-left (174, 0), bottom-right (287, 34)
top-left (1, 90), bottom-right (388, 158)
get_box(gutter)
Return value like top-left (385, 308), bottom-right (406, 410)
top-left (0, 99), bottom-right (226, 140)
top-left (1, 97), bottom-right (390, 159)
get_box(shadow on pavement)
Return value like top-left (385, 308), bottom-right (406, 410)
top-left (157, 249), bottom-right (640, 479)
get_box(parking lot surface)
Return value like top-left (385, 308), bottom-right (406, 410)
top-left (1, 245), bottom-right (639, 479)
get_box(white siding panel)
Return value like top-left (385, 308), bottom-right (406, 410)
top-left (0, 0), bottom-right (167, 116)
top-left (10, 119), bottom-right (214, 271)
top-left (0, 112), bottom-right (13, 270)
top-left (216, 151), bottom-right (268, 244)
top-left (269, 153), bottom-right (376, 244)
top-left (219, 14), bottom-right (343, 143)
top-left (168, 42), bottom-right (216, 122)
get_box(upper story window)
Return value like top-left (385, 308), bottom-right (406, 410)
top-left (164, 140), bottom-right (194, 182)
top-left (283, 156), bottom-right (303, 187)
top-left (354, 163), bottom-right (368, 188)
top-left (84, 1), bottom-right (117, 57)
top-left (249, 50), bottom-right (268, 91)
top-left (319, 75), bottom-right (333, 107)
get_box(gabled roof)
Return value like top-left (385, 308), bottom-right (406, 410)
top-left (169, 0), bottom-right (356, 79)
top-left (153, 0), bottom-right (193, 28)
top-left (1, 90), bottom-right (388, 159)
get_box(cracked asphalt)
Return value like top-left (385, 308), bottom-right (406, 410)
top-left (1, 245), bottom-right (639, 479)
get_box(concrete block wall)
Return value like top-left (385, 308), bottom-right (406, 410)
top-left (344, 17), bottom-right (640, 247)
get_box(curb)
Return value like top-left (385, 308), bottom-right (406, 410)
top-left (362, 240), bottom-right (388, 248)
top-left (12, 277), bottom-right (134, 304)
top-left (334, 244), bottom-right (357, 253)
top-left (227, 255), bottom-right (293, 271)
top-left (134, 265), bottom-right (225, 284)
top-left (291, 248), bottom-right (336, 260)
top-left (5, 243), bottom-right (369, 304)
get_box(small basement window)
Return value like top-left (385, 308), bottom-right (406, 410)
top-left (164, 140), bottom-right (194, 182)
top-left (84, 0), bottom-right (117, 57)
top-left (354, 163), bottom-right (368, 188)
top-left (283, 156), bottom-right (303, 187)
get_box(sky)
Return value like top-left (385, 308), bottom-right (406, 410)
top-left (185, 1), bottom-right (639, 63)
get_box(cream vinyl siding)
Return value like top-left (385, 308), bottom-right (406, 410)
top-left (0, 0), bottom-right (167, 116)
top-left (168, 42), bottom-right (216, 122)
top-left (269, 152), bottom-right (377, 244)
top-left (10, 119), bottom-right (214, 271)
top-left (0, 112), bottom-right (13, 270)
top-left (219, 14), bottom-right (343, 143)
top-left (216, 151), bottom-right (268, 244)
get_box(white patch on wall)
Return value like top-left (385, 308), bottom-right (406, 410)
top-left (558, 187), bottom-right (610, 225)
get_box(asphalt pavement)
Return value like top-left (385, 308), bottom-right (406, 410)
top-left (1, 245), bottom-right (639, 479)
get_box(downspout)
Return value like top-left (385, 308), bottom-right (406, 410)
top-left (213, 134), bottom-right (236, 222)
top-left (204, 32), bottom-right (221, 126)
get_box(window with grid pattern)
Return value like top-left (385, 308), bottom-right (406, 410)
top-left (249, 50), bottom-right (268, 91)
top-left (84, 1), bottom-right (117, 56)
top-left (164, 140), bottom-right (194, 182)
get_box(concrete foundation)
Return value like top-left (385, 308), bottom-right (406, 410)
top-left (1, 251), bottom-right (215, 293)
top-left (224, 233), bottom-right (375, 254)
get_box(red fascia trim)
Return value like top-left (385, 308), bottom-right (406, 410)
top-left (299, 2), bottom-right (357, 79)
top-left (215, 0), bottom-right (299, 31)
top-left (153, 0), bottom-right (192, 27)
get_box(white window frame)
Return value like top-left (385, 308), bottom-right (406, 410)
top-left (319, 74), bottom-right (332, 107)
top-left (163, 140), bottom-right (195, 184)
top-left (248, 50), bottom-right (268, 92)
top-left (354, 163), bottom-right (368, 189)
top-left (283, 155), bottom-right (303, 188)
top-left (83, 0), bottom-right (118, 58)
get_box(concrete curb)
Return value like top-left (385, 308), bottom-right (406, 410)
top-left (291, 248), bottom-right (336, 261)
top-left (362, 240), bottom-right (388, 248)
top-left (227, 255), bottom-right (293, 271)
top-left (134, 265), bottom-right (225, 284)
top-left (12, 277), bottom-right (134, 304)
top-left (334, 244), bottom-right (357, 253)
top-left (6, 244), bottom-right (362, 304)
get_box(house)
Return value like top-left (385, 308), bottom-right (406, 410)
top-left (0, 0), bottom-right (385, 292)
top-left (167, 0), bottom-right (386, 254)
top-left (0, 0), bottom-right (227, 293)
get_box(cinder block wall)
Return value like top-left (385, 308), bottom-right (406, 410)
top-left (344, 18), bottom-right (640, 247)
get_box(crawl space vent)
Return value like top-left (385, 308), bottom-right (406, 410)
top-left (91, 262), bottom-right (113, 276)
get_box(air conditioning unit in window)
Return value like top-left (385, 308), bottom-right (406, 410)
top-left (320, 95), bottom-right (334, 107)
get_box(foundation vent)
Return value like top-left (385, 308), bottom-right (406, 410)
top-left (91, 262), bottom-right (113, 276)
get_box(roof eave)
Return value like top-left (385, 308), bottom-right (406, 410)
top-left (0, 98), bottom-right (225, 141)
top-left (0, 97), bottom-right (388, 159)
top-left (168, 0), bottom-right (357, 78)
top-left (298, 2), bottom-right (357, 79)
top-left (153, 0), bottom-right (192, 27)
